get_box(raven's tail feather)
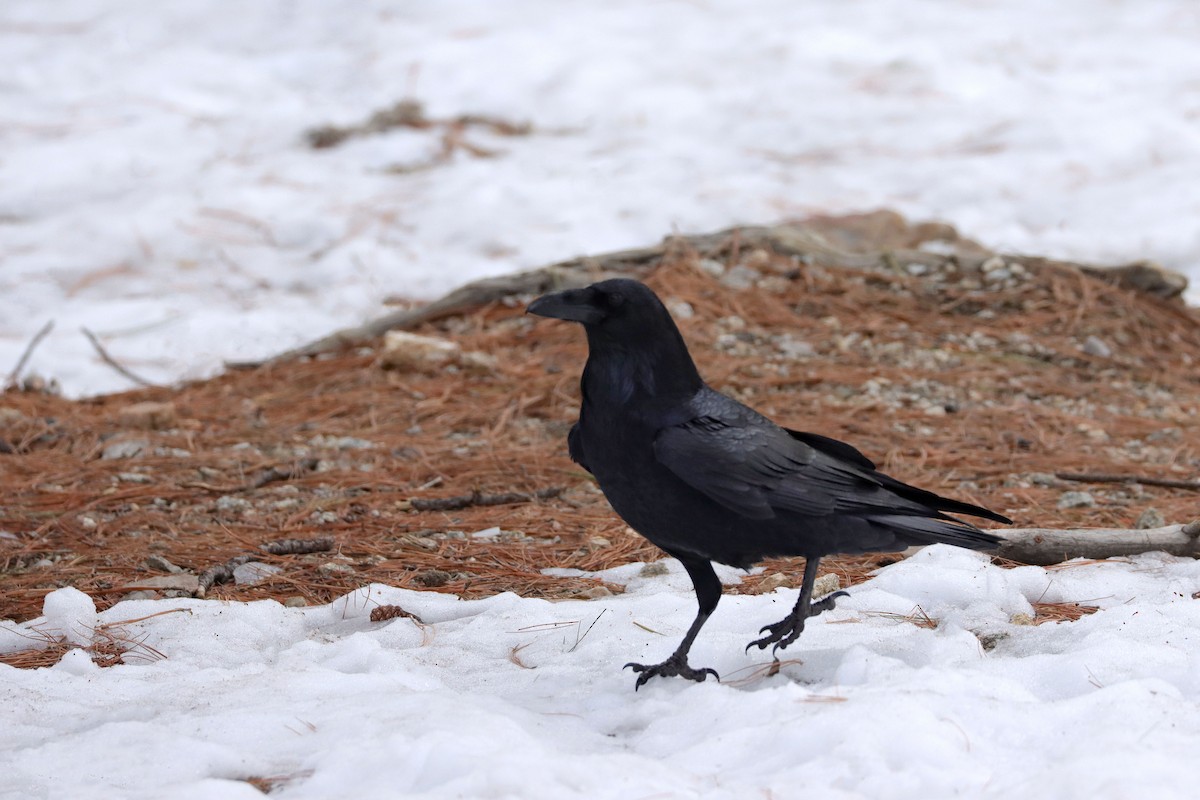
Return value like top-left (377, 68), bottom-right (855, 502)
top-left (867, 514), bottom-right (1003, 551)
top-left (874, 473), bottom-right (1013, 525)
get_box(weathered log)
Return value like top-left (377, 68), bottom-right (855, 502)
top-left (994, 522), bottom-right (1200, 565)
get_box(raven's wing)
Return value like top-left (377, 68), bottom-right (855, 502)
top-left (652, 415), bottom-right (875, 520)
top-left (786, 429), bottom-right (876, 470)
top-left (568, 422), bottom-right (591, 473)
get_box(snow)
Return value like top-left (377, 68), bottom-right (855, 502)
top-left (6, 548), bottom-right (1200, 798)
top-left (5, 3), bottom-right (1200, 796)
top-left (2, 0), bottom-right (1200, 396)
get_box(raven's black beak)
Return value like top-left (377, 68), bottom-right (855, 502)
top-left (526, 288), bottom-right (605, 324)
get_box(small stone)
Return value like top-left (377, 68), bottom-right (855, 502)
top-left (587, 536), bottom-right (611, 549)
top-left (638, 561), bottom-right (670, 577)
top-left (813, 573), bottom-right (841, 597)
top-left (117, 472), bottom-right (153, 484)
top-left (284, 596), bottom-right (309, 608)
top-left (1028, 473), bottom-right (1059, 487)
top-left (122, 590), bottom-right (159, 602)
top-left (144, 555), bottom-right (182, 573)
top-left (233, 561), bottom-right (283, 585)
top-left (216, 495), bottom-right (253, 513)
top-left (459, 350), bottom-right (498, 372)
top-left (471, 526), bottom-right (502, 540)
top-left (757, 572), bottom-right (789, 593)
top-left (308, 434), bottom-right (374, 450)
top-left (118, 401), bottom-right (177, 430)
top-left (102, 438), bottom-right (149, 460)
top-left (0, 407), bottom-right (29, 427)
top-left (77, 515), bottom-right (97, 529)
top-left (1134, 508), bottom-right (1165, 530)
top-left (579, 585), bottom-right (614, 599)
top-left (1010, 613), bottom-right (1035, 626)
top-left (379, 330), bottom-right (461, 370)
top-left (132, 573), bottom-right (200, 594)
top-left (1081, 336), bottom-right (1112, 358)
top-left (667, 300), bottom-right (695, 320)
top-left (1058, 491), bottom-right (1097, 509)
top-left (720, 264), bottom-right (759, 290)
top-left (317, 561), bottom-right (355, 576)
top-left (697, 258), bottom-right (725, 278)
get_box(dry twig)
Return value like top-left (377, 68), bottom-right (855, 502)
top-left (5, 320), bottom-right (54, 389)
top-left (81, 327), bottom-right (158, 388)
top-left (1055, 472), bottom-right (1200, 491)
top-left (403, 487), bottom-right (564, 512)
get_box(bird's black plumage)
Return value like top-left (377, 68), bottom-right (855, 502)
top-left (528, 278), bottom-right (1009, 689)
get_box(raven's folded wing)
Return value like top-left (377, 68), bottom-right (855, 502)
top-left (652, 416), bottom-right (876, 520)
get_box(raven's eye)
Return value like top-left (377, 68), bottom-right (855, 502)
top-left (607, 292), bottom-right (626, 308)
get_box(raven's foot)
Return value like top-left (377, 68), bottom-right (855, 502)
top-left (746, 590), bottom-right (849, 654)
top-left (624, 654), bottom-right (719, 690)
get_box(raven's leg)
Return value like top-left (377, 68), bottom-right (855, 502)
top-left (625, 556), bottom-right (721, 690)
top-left (747, 557), bottom-right (848, 654)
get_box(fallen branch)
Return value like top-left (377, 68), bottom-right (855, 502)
top-left (179, 458), bottom-right (321, 494)
top-left (994, 522), bottom-right (1200, 566)
top-left (236, 217), bottom-right (1189, 367)
top-left (5, 320), bottom-right (54, 389)
top-left (1055, 472), bottom-right (1200, 491)
top-left (401, 486), bottom-right (564, 512)
top-left (197, 536), bottom-right (337, 597)
top-left (196, 554), bottom-right (254, 597)
top-left (260, 537), bottom-right (335, 556)
top-left (81, 327), bottom-right (158, 388)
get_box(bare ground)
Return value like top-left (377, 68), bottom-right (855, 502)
top-left (3, 215), bottom-right (1198, 637)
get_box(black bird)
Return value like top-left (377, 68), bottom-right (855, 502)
top-left (528, 278), bottom-right (1009, 689)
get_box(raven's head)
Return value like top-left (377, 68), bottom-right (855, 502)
top-left (529, 278), bottom-right (702, 397)
top-left (526, 278), bottom-right (667, 330)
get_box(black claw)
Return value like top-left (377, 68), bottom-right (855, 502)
top-left (624, 656), bottom-right (719, 689)
top-left (747, 590), bottom-right (850, 653)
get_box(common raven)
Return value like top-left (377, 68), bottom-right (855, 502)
top-left (528, 278), bottom-right (1009, 689)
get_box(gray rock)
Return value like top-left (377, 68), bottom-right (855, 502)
top-left (233, 561), bottom-right (283, 585)
top-left (283, 597), bottom-right (309, 608)
top-left (144, 555), bottom-right (182, 574)
top-left (216, 495), bottom-right (252, 513)
top-left (1135, 508), bottom-right (1166, 530)
top-left (638, 561), bottom-right (670, 578)
top-left (1057, 491), bottom-right (1097, 509)
top-left (1082, 336), bottom-right (1112, 358)
top-left (132, 573), bottom-right (200, 593)
top-left (102, 438), bottom-right (149, 460)
top-left (720, 264), bottom-right (760, 290)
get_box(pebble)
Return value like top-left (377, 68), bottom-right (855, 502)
top-left (101, 438), bottom-right (149, 460)
top-left (233, 561), bottom-right (283, 585)
top-left (144, 555), bottom-right (182, 573)
top-left (216, 495), bottom-right (252, 513)
top-left (638, 562), bottom-right (670, 578)
top-left (1082, 336), bottom-right (1112, 358)
top-left (1135, 508), bottom-right (1165, 530)
top-left (1058, 491), bottom-right (1097, 509)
